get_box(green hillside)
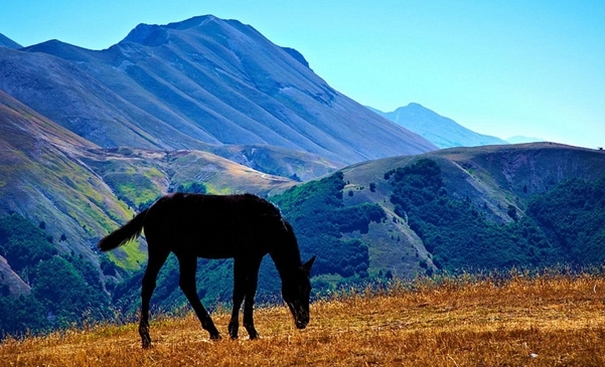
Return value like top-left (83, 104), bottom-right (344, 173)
top-left (339, 143), bottom-right (605, 274)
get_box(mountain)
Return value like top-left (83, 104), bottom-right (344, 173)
top-left (3, 14), bottom-right (603, 337)
top-left (206, 144), bottom-right (338, 181)
top-left (0, 33), bottom-right (21, 49)
top-left (0, 15), bottom-right (436, 165)
top-left (370, 103), bottom-right (508, 148)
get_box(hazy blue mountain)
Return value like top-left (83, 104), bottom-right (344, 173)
top-left (0, 15), bottom-right (436, 165)
top-left (370, 103), bottom-right (508, 149)
top-left (0, 33), bottom-right (21, 49)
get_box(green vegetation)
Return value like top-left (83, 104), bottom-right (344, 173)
top-left (104, 171), bottom-right (161, 211)
top-left (386, 158), bottom-right (604, 272)
top-left (0, 215), bottom-right (110, 338)
top-left (168, 181), bottom-right (207, 195)
top-left (271, 172), bottom-right (385, 281)
top-left (527, 176), bottom-right (605, 265)
top-left (111, 255), bottom-right (234, 315)
top-left (0, 215), bottom-right (57, 273)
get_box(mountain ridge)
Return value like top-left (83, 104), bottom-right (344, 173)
top-left (3, 15), bottom-right (436, 165)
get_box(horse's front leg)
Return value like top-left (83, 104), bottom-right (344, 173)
top-left (230, 285), bottom-right (259, 339)
top-left (228, 292), bottom-right (244, 339)
top-left (243, 259), bottom-right (261, 339)
top-left (243, 285), bottom-right (259, 339)
top-left (231, 256), bottom-right (262, 339)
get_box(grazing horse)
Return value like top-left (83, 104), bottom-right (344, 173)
top-left (98, 193), bottom-right (315, 348)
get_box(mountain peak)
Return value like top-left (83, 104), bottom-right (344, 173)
top-left (403, 102), bottom-right (425, 110)
top-left (121, 15), bottom-right (245, 46)
top-left (164, 15), bottom-right (223, 30)
top-left (121, 23), bottom-right (169, 46)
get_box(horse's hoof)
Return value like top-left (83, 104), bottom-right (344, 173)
top-left (228, 324), bottom-right (238, 339)
top-left (210, 333), bottom-right (222, 341)
top-left (141, 335), bottom-right (152, 349)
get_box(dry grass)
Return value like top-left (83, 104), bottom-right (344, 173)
top-left (2, 272), bottom-right (605, 366)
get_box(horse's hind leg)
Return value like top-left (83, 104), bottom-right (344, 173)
top-left (177, 255), bottom-right (221, 340)
top-left (139, 244), bottom-right (170, 348)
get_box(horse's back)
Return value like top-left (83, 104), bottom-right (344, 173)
top-left (143, 193), bottom-right (284, 258)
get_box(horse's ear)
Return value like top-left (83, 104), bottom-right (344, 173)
top-left (302, 256), bottom-right (316, 273)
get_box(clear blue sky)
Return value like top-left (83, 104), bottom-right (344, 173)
top-left (1, 0), bottom-right (604, 148)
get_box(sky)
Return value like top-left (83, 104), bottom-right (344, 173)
top-left (1, 0), bottom-right (604, 149)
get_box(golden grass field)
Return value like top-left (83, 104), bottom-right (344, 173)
top-left (2, 272), bottom-right (605, 366)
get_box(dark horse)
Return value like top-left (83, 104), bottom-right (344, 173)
top-left (98, 193), bottom-right (314, 348)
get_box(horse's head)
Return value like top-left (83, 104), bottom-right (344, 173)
top-left (282, 256), bottom-right (315, 329)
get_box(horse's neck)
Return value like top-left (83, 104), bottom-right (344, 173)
top-left (269, 242), bottom-right (301, 280)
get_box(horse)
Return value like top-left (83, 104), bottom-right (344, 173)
top-left (98, 193), bottom-right (315, 348)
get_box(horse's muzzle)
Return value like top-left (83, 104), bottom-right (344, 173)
top-left (295, 316), bottom-right (309, 329)
top-left (287, 302), bottom-right (309, 329)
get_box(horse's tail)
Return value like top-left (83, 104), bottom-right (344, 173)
top-left (97, 208), bottom-right (149, 252)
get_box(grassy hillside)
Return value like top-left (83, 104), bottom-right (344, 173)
top-left (337, 142), bottom-right (605, 277)
top-left (1, 271), bottom-right (603, 366)
top-left (0, 90), bottom-right (133, 261)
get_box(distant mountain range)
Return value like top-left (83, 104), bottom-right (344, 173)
top-left (370, 103), bottom-right (508, 149)
top-left (329, 142), bottom-right (605, 277)
top-left (0, 16), bottom-right (435, 166)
